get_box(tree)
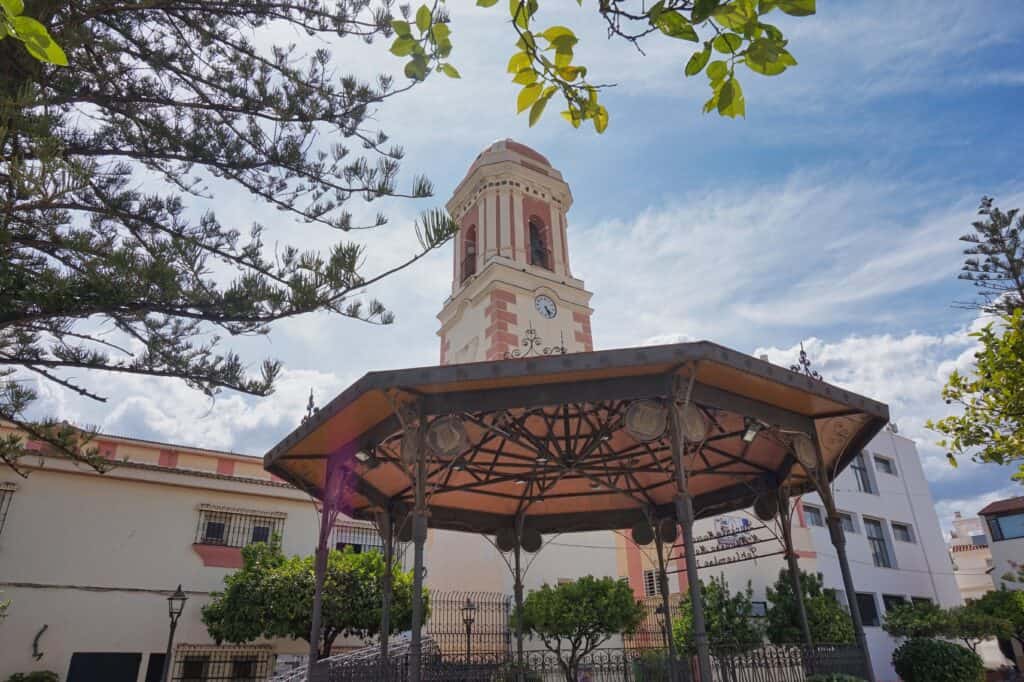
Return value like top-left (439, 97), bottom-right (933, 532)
top-left (883, 600), bottom-right (952, 640)
top-left (392, 0), bottom-right (816, 132)
top-left (928, 309), bottom-right (1024, 480)
top-left (929, 197), bottom-right (1024, 478)
top-left (969, 590), bottom-right (1024, 653)
top-left (516, 575), bottom-right (645, 682)
top-left (201, 541), bottom-right (421, 659)
top-left (673, 574), bottom-right (764, 654)
top-left (765, 569), bottom-right (854, 645)
top-left (947, 605), bottom-right (1011, 653)
top-left (956, 197), bottom-right (1024, 315)
top-left (1, 0), bottom-right (459, 473)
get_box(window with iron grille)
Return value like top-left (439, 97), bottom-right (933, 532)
top-left (874, 455), bottom-right (897, 476)
top-left (851, 453), bottom-right (875, 493)
top-left (882, 594), bottom-right (907, 612)
top-left (864, 518), bottom-right (893, 568)
top-left (911, 596), bottom-right (933, 607)
top-left (803, 505), bottom-right (824, 527)
top-left (643, 569), bottom-right (660, 597)
top-left (856, 593), bottom-right (880, 627)
top-left (0, 482), bottom-right (16, 536)
top-left (333, 523), bottom-right (384, 554)
top-left (171, 645), bottom-right (271, 682)
top-left (892, 522), bottom-right (915, 543)
top-left (839, 512), bottom-right (857, 534)
top-left (751, 601), bottom-right (767, 617)
top-left (194, 506), bottom-right (285, 549)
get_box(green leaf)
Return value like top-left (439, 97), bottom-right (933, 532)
top-left (391, 20), bottom-right (412, 37)
top-left (947, 453), bottom-right (959, 468)
top-left (0, 0), bottom-right (23, 17)
top-left (561, 109), bottom-right (581, 129)
top-left (706, 59), bottom-right (728, 83)
top-left (541, 25), bottom-right (575, 43)
top-left (390, 37), bottom-right (417, 57)
top-left (404, 57), bottom-right (427, 81)
top-left (507, 51), bottom-right (530, 74)
top-left (647, 0), bottom-right (666, 22)
top-left (476, 0), bottom-right (500, 6)
top-left (528, 96), bottom-right (548, 126)
top-left (512, 67), bottom-right (537, 85)
top-left (439, 63), bottom-right (461, 78)
top-left (712, 32), bottom-right (743, 53)
top-left (430, 23), bottom-right (450, 42)
top-left (692, 0), bottom-right (719, 22)
top-left (717, 76), bottom-right (745, 117)
top-left (550, 34), bottom-right (577, 54)
top-left (713, 2), bottom-right (754, 30)
top-left (517, 83), bottom-right (542, 112)
top-left (685, 43), bottom-right (712, 76)
top-left (593, 105), bottom-right (609, 133)
top-left (654, 11), bottom-right (698, 41)
top-left (415, 5), bottom-right (431, 33)
top-left (11, 16), bottom-right (66, 66)
top-left (776, 0), bottom-right (815, 16)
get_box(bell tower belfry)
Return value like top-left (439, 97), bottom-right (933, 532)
top-left (438, 140), bottom-right (594, 365)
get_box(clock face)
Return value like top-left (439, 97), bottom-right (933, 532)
top-left (535, 295), bottom-right (557, 319)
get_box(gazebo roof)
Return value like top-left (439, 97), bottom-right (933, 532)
top-left (264, 342), bottom-right (888, 534)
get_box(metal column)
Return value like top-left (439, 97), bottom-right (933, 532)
top-left (409, 427), bottom-right (428, 682)
top-left (654, 521), bottom-right (682, 682)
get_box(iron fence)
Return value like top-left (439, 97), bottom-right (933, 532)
top-left (426, 591), bottom-right (512, 658)
top-left (194, 507), bottom-right (285, 549)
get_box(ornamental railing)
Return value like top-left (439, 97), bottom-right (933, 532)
top-left (194, 506), bottom-right (285, 549)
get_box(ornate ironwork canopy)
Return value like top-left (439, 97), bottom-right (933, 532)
top-left (263, 342), bottom-right (888, 535)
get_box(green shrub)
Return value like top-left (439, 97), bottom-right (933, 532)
top-left (892, 638), bottom-right (984, 682)
top-left (805, 675), bottom-right (865, 682)
top-left (5, 673), bottom-right (60, 682)
top-left (631, 650), bottom-right (671, 682)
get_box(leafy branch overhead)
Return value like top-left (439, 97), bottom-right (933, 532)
top-left (1, 0), bottom-right (458, 474)
top-left (0, 0), bottom-right (66, 65)
top-left (391, 0), bottom-right (814, 132)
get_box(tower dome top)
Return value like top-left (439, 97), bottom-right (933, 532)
top-left (473, 138), bottom-right (551, 168)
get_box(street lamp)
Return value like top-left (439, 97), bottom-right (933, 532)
top-left (461, 597), bottom-right (477, 662)
top-left (160, 585), bottom-right (188, 682)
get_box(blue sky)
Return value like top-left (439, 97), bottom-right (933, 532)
top-left (34, 0), bottom-right (1024, 532)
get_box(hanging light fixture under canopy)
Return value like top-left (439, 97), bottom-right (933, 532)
top-left (426, 415), bottom-right (468, 460)
top-left (624, 400), bottom-right (668, 442)
top-left (677, 403), bottom-right (708, 442)
top-left (631, 520), bottom-right (654, 546)
top-left (495, 528), bottom-right (517, 553)
top-left (658, 518), bottom-right (679, 544)
top-left (753, 492), bottom-right (779, 521)
top-left (791, 433), bottom-right (818, 472)
top-left (520, 528), bottom-right (543, 553)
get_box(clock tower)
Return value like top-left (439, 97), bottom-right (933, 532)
top-left (438, 140), bottom-right (594, 365)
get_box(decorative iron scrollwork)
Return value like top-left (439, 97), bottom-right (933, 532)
top-left (503, 324), bottom-right (567, 359)
top-left (790, 342), bottom-right (822, 380)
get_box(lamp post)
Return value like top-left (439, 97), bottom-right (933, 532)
top-left (461, 597), bottom-right (477, 663)
top-left (160, 585), bottom-right (188, 682)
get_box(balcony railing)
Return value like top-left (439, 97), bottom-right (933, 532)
top-left (194, 507), bottom-right (285, 549)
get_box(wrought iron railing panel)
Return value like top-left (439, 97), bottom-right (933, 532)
top-left (172, 645), bottom-right (273, 682)
top-left (425, 591), bottom-right (512, 658)
top-left (194, 508), bottom-right (285, 549)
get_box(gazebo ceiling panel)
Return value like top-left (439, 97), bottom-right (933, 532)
top-left (265, 342), bottom-right (889, 533)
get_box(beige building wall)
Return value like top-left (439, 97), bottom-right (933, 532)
top-left (0, 441), bottom-right (384, 682)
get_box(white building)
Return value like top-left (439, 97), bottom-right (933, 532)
top-left (948, 512), bottom-right (996, 602)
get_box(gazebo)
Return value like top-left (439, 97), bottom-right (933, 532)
top-left (264, 341), bottom-right (888, 682)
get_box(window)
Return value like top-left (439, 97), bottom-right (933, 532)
top-left (882, 594), bottom-right (908, 612)
top-left (856, 593), bottom-right (880, 627)
top-left (987, 512), bottom-right (1024, 541)
top-left (232, 659), bottom-right (258, 682)
top-left (643, 569), bottom-right (660, 597)
top-left (334, 523), bottom-right (385, 554)
top-left (911, 597), bottom-right (933, 607)
top-left (839, 512), bottom-right (857, 534)
top-left (0, 482), bottom-right (16, 536)
top-left (874, 456), bottom-right (897, 476)
top-left (194, 506), bottom-right (285, 549)
top-left (864, 518), bottom-right (893, 568)
top-left (180, 656), bottom-right (209, 682)
top-left (851, 453), bottom-right (875, 493)
top-left (970, 533), bottom-right (988, 546)
top-left (892, 522), bottom-right (915, 543)
top-left (751, 601), bottom-right (768, 617)
top-left (803, 505), bottom-right (824, 527)
top-left (461, 226), bottom-right (477, 282)
top-left (528, 218), bottom-right (551, 270)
